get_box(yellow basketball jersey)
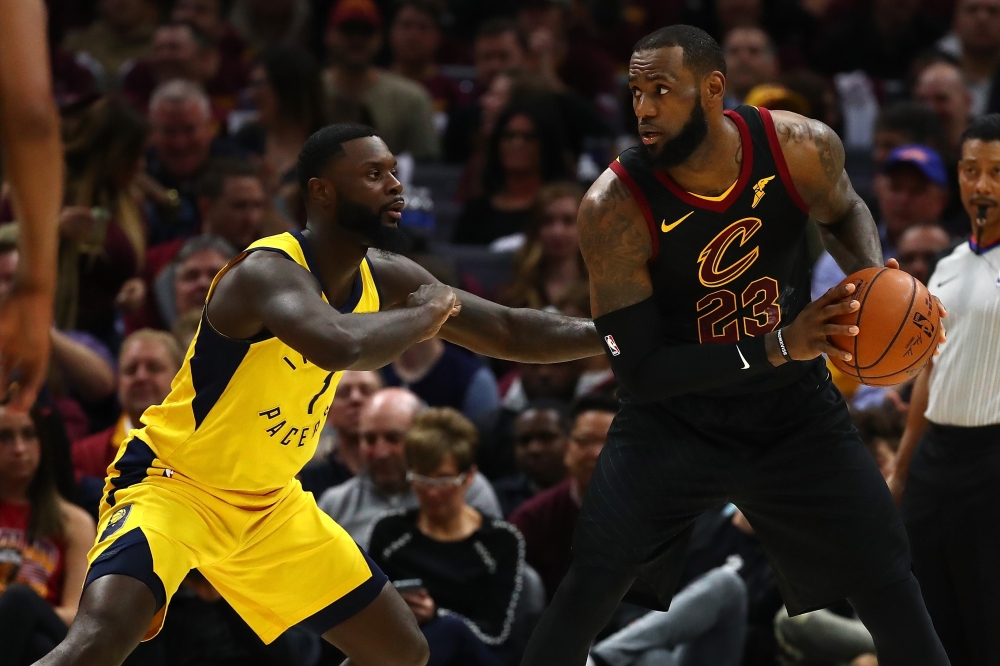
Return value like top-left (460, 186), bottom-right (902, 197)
top-left (106, 231), bottom-right (379, 503)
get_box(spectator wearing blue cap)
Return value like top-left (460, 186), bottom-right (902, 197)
top-left (812, 144), bottom-right (951, 302)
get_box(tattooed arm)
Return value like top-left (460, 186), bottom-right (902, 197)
top-left (771, 111), bottom-right (883, 273)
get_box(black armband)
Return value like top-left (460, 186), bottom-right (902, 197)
top-left (594, 297), bottom-right (773, 401)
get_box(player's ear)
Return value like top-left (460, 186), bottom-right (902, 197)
top-left (704, 71), bottom-right (726, 106)
top-left (308, 177), bottom-right (337, 209)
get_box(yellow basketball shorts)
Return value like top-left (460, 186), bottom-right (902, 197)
top-left (84, 471), bottom-right (386, 644)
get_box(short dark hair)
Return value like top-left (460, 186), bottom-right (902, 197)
top-left (960, 113), bottom-right (1000, 149)
top-left (396, 0), bottom-right (442, 26)
top-left (196, 159), bottom-right (260, 200)
top-left (633, 24), bottom-right (726, 78)
top-left (876, 102), bottom-right (944, 146)
top-left (570, 394), bottom-right (619, 424)
top-left (521, 398), bottom-right (571, 432)
top-left (296, 123), bottom-right (379, 190)
top-left (478, 17), bottom-right (517, 39)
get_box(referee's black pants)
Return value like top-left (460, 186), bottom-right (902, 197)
top-left (903, 423), bottom-right (1000, 666)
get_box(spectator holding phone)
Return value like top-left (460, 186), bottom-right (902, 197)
top-left (370, 408), bottom-right (523, 663)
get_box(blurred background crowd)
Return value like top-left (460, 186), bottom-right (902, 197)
top-left (0, 0), bottom-right (995, 664)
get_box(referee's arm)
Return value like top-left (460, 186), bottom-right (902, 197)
top-left (890, 361), bottom-right (933, 504)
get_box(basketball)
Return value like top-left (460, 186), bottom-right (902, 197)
top-left (828, 267), bottom-right (941, 387)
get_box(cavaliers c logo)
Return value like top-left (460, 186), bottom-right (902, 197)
top-left (697, 217), bottom-right (763, 288)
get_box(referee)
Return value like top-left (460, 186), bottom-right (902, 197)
top-left (891, 113), bottom-right (1000, 666)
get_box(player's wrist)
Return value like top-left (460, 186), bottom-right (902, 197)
top-left (764, 331), bottom-right (787, 367)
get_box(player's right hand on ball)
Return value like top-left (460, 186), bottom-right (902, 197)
top-left (780, 282), bottom-right (860, 363)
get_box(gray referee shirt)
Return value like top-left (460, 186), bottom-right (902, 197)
top-left (925, 240), bottom-right (1000, 426)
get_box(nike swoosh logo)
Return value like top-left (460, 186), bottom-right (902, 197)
top-left (935, 276), bottom-right (959, 288)
top-left (736, 346), bottom-right (750, 370)
top-left (661, 211), bottom-right (693, 233)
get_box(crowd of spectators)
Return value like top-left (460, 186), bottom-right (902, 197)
top-left (1, 0), bottom-right (998, 664)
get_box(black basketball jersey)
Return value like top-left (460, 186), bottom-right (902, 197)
top-left (610, 105), bottom-right (818, 395)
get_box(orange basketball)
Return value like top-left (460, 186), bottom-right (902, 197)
top-left (828, 267), bottom-right (941, 387)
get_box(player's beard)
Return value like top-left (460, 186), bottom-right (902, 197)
top-left (335, 196), bottom-right (412, 254)
top-left (642, 98), bottom-right (709, 170)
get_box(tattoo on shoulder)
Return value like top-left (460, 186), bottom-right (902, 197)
top-left (579, 176), bottom-right (652, 312)
top-left (775, 119), bottom-right (844, 186)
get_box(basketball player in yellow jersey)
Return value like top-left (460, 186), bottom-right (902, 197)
top-left (37, 124), bottom-right (604, 666)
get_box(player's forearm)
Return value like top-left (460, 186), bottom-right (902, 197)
top-left (501, 309), bottom-right (602, 362)
top-left (440, 294), bottom-right (602, 363)
top-left (312, 307), bottom-right (447, 372)
top-left (818, 198), bottom-right (883, 274)
top-left (595, 298), bottom-right (773, 402)
top-left (0, 0), bottom-right (62, 292)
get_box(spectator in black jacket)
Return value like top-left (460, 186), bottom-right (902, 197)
top-left (370, 407), bottom-right (522, 664)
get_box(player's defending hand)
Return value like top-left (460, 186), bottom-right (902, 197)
top-left (407, 283), bottom-right (462, 341)
top-left (0, 280), bottom-right (53, 411)
top-left (775, 282), bottom-right (860, 364)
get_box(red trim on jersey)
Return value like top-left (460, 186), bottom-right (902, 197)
top-left (609, 159), bottom-right (660, 262)
top-left (652, 110), bottom-right (753, 213)
top-left (758, 107), bottom-right (810, 214)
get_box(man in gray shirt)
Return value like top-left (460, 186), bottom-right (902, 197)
top-left (319, 387), bottom-right (500, 546)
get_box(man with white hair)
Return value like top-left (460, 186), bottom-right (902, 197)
top-left (145, 79), bottom-right (246, 244)
top-left (319, 387), bottom-right (502, 546)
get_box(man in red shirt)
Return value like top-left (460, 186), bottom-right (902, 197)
top-left (71, 330), bottom-right (183, 510)
top-left (509, 394), bottom-right (616, 600)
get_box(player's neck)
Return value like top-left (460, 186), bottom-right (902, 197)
top-left (302, 225), bottom-right (369, 308)
top-left (661, 114), bottom-right (742, 196)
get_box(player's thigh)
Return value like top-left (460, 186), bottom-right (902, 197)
top-left (85, 479), bottom-right (234, 641)
top-left (201, 485), bottom-right (388, 645)
top-left (322, 582), bottom-right (428, 666)
top-left (737, 429), bottom-right (910, 614)
top-left (575, 404), bottom-right (722, 590)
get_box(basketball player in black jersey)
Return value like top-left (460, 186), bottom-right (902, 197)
top-left (521, 26), bottom-right (950, 666)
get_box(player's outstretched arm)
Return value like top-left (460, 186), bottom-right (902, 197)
top-left (0, 0), bottom-right (63, 410)
top-left (367, 253), bottom-right (602, 363)
top-left (579, 170), bottom-right (861, 402)
top-left (770, 111), bottom-right (883, 274)
top-left (207, 252), bottom-right (460, 371)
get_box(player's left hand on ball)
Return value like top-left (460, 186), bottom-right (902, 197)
top-left (885, 258), bottom-right (900, 270)
top-left (780, 282), bottom-right (860, 362)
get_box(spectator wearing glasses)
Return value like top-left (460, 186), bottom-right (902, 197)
top-left (510, 395), bottom-right (617, 600)
top-left (492, 403), bottom-right (569, 518)
top-left (318, 388), bottom-right (501, 547)
top-left (369, 407), bottom-right (524, 660)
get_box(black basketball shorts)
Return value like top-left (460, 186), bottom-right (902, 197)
top-left (573, 362), bottom-right (912, 615)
